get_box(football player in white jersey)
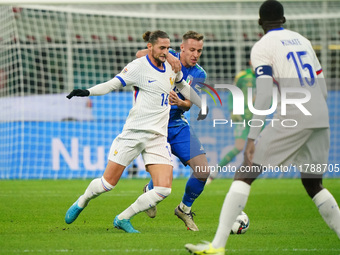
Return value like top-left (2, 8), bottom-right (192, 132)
top-left (137, 31), bottom-right (210, 231)
top-left (64, 30), bottom-right (205, 233)
top-left (186, 1), bottom-right (340, 254)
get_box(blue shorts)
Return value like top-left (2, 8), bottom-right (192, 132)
top-left (168, 125), bottom-right (205, 166)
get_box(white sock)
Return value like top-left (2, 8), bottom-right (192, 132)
top-left (78, 176), bottom-right (114, 208)
top-left (118, 186), bottom-right (171, 220)
top-left (313, 188), bottom-right (340, 239)
top-left (179, 201), bottom-right (191, 214)
top-left (212, 180), bottom-right (250, 248)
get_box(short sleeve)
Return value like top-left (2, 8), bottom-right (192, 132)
top-left (199, 72), bottom-right (207, 82)
top-left (115, 59), bottom-right (140, 87)
top-left (191, 66), bottom-right (207, 88)
top-left (169, 48), bottom-right (180, 59)
top-left (250, 41), bottom-right (272, 71)
top-left (310, 43), bottom-right (322, 74)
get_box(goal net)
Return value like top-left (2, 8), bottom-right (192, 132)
top-left (1, 1), bottom-right (339, 179)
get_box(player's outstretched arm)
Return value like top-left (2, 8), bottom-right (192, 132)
top-left (66, 77), bottom-right (123, 99)
top-left (66, 89), bottom-right (89, 99)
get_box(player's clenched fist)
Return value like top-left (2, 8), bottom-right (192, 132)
top-left (66, 89), bottom-right (90, 99)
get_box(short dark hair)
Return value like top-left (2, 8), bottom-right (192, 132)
top-left (259, 0), bottom-right (284, 22)
top-left (182, 31), bottom-right (204, 42)
top-left (142, 30), bottom-right (169, 44)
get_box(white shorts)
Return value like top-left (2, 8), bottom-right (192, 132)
top-left (253, 126), bottom-right (330, 174)
top-left (108, 130), bottom-right (173, 167)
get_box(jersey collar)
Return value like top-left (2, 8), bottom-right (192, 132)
top-left (146, 55), bottom-right (166, 73)
top-left (267, 27), bottom-right (284, 33)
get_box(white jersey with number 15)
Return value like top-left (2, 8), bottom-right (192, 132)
top-left (251, 28), bottom-right (329, 129)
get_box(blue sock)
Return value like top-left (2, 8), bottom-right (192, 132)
top-left (147, 179), bottom-right (154, 190)
top-left (182, 175), bottom-right (206, 207)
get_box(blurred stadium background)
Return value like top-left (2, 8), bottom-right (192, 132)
top-left (0, 0), bottom-right (339, 179)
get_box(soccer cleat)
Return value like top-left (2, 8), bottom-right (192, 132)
top-left (174, 205), bottom-right (199, 231)
top-left (113, 216), bottom-right (140, 233)
top-left (185, 241), bottom-right (225, 255)
top-left (143, 184), bottom-right (157, 218)
top-left (65, 199), bottom-right (84, 224)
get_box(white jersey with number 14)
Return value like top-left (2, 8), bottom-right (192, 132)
top-left (115, 55), bottom-right (182, 136)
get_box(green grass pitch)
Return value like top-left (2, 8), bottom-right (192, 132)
top-left (0, 178), bottom-right (339, 255)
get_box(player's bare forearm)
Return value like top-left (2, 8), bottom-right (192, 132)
top-left (136, 49), bottom-right (148, 58)
top-left (176, 99), bottom-right (192, 111)
top-left (166, 54), bottom-right (181, 73)
top-left (244, 139), bottom-right (255, 166)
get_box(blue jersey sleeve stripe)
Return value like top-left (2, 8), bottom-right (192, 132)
top-left (255, 65), bottom-right (273, 77)
top-left (115, 75), bottom-right (126, 87)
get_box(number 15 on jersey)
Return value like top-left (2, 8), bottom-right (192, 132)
top-left (287, 51), bottom-right (315, 87)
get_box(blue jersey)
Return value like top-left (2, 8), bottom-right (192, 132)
top-left (168, 49), bottom-right (207, 127)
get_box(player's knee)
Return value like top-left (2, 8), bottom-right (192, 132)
top-left (192, 171), bottom-right (210, 181)
top-left (234, 163), bottom-right (261, 185)
top-left (234, 177), bottom-right (255, 186)
top-left (153, 186), bottom-right (171, 200)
